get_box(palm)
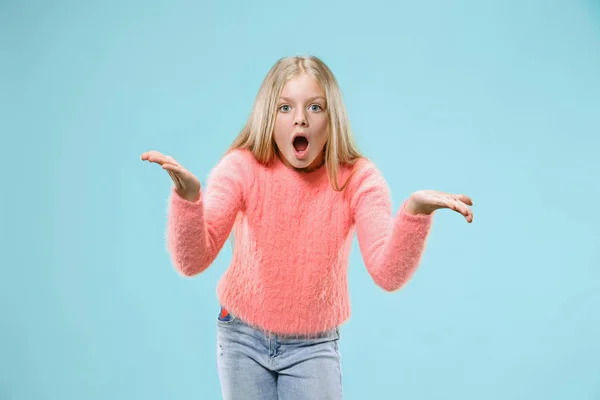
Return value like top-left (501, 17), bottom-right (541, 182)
top-left (409, 190), bottom-right (474, 223)
top-left (141, 150), bottom-right (201, 202)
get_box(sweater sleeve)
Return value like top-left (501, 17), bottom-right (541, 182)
top-left (165, 150), bottom-right (249, 277)
top-left (350, 160), bottom-right (433, 292)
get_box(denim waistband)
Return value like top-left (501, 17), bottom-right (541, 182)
top-left (217, 306), bottom-right (339, 340)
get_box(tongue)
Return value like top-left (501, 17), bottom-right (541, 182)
top-left (293, 137), bottom-right (309, 151)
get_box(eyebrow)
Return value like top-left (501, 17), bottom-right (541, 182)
top-left (279, 96), bottom-right (326, 103)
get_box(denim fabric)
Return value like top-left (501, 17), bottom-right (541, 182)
top-left (216, 307), bottom-right (343, 399)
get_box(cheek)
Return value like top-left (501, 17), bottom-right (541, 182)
top-left (313, 117), bottom-right (329, 142)
top-left (273, 116), bottom-right (287, 142)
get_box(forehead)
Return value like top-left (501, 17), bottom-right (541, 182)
top-left (280, 74), bottom-right (324, 98)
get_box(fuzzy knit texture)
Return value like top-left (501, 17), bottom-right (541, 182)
top-left (166, 149), bottom-right (433, 336)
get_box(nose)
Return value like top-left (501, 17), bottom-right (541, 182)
top-left (293, 110), bottom-right (307, 126)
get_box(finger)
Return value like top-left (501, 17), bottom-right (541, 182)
top-left (447, 197), bottom-right (471, 221)
top-left (166, 170), bottom-right (184, 188)
top-left (452, 195), bottom-right (474, 223)
top-left (140, 151), bottom-right (181, 168)
top-left (162, 162), bottom-right (187, 175)
top-left (447, 198), bottom-right (462, 213)
top-left (459, 202), bottom-right (473, 223)
top-left (164, 155), bottom-right (182, 167)
top-left (454, 194), bottom-right (473, 206)
top-left (148, 154), bottom-right (169, 165)
top-left (147, 153), bottom-right (177, 167)
top-left (458, 201), bottom-right (473, 223)
top-left (141, 150), bottom-right (164, 161)
top-left (163, 164), bottom-right (191, 189)
top-left (433, 193), bottom-right (473, 223)
top-left (142, 151), bottom-right (167, 164)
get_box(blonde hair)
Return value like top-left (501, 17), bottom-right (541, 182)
top-left (229, 55), bottom-right (363, 191)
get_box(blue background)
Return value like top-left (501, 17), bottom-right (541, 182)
top-left (2, 0), bottom-right (599, 399)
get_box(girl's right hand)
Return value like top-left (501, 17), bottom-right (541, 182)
top-left (141, 150), bottom-right (201, 202)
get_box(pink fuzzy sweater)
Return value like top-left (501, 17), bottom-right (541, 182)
top-left (166, 149), bottom-right (433, 336)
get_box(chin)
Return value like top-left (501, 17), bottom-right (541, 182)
top-left (283, 150), bottom-right (320, 170)
top-left (289, 157), bottom-right (314, 169)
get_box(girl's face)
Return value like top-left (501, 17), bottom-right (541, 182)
top-left (273, 74), bottom-right (329, 171)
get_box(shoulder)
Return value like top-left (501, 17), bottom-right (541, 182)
top-left (220, 148), bottom-right (257, 167)
top-left (346, 157), bottom-right (388, 192)
top-left (215, 148), bottom-right (257, 173)
top-left (344, 157), bottom-right (391, 211)
top-left (208, 148), bottom-right (257, 186)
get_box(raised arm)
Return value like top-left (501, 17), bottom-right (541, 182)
top-left (350, 161), bottom-right (433, 292)
top-left (165, 150), bottom-right (249, 276)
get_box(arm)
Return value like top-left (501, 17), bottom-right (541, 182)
top-left (351, 162), bottom-right (433, 292)
top-left (166, 151), bottom-right (248, 277)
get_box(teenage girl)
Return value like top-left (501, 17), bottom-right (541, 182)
top-left (141, 55), bottom-right (473, 400)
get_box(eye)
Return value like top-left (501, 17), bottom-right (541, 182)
top-left (309, 104), bottom-right (322, 112)
top-left (279, 104), bottom-right (291, 112)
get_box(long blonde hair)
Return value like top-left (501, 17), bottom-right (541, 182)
top-left (229, 55), bottom-right (363, 191)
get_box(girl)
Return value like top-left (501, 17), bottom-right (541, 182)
top-left (141, 55), bottom-right (473, 400)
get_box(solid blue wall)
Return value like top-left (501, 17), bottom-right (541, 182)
top-left (2, 1), bottom-right (599, 399)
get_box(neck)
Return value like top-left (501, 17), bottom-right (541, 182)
top-left (297, 157), bottom-right (325, 173)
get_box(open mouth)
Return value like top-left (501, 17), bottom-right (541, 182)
top-left (293, 135), bottom-right (309, 152)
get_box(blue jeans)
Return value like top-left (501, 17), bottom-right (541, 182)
top-left (216, 307), bottom-right (343, 399)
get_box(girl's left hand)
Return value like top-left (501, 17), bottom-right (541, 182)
top-left (405, 190), bottom-right (474, 223)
